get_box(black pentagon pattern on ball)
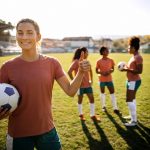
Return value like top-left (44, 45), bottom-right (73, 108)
top-left (4, 87), bottom-right (15, 96)
top-left (118, 65), bottom-right (121, 68)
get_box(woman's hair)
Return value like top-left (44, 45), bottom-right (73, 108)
top-left (73, 47), bottom-right (88, 61)
top-left (99, 46), bottom-right (108, 55)
top-left (128, 36), bottom-right (140, 51)
top-left (16, 18), bottom-right (40, 34)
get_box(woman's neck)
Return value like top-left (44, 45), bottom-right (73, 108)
top-left (20, 51), bottom-right (40, 62)
top-left (102, 55), bottom-right (108, 59)
top-left (133, 51), bottom-right (139, 56)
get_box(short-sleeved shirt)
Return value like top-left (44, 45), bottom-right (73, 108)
top-left (127, 53), bottom-right (143, 81)
top-left (0, 54), bottom-right (65, 138)
top-left (68, 59), bottom-right (91, 88)
top-left (96, 57), bottom-right (115, 82)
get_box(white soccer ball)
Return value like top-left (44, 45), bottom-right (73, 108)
top-left (117, 61), bottom-right (126, 71)
top-left (0, 83), bottom-right (19, 112)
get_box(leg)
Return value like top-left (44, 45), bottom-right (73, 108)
top-left (78, 95), bottom-right (83, 115)
top-left (132, 80), bottom-right (141, 111)
top-left (100, 86), bottom-right (105, 93)
top-left (126, 89), bottom-right (137, 121)
top-left (87, 93), bottom-right (95, 116)
top-left (107, 85), bottom-right (118, 110)
top-left (124, 81), bottom-right (138, 126)
top-left (86, 88), bottom-right (100, 122)
top-left (107, 85), bottom-right (114, 94)
top-left (77, 89), bottom-right (85, 120)
top-left (107, 82), bottom-right (121, 114)
top-left (100, 84), bottom-right (106, 111)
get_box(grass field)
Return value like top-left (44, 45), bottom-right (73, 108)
top-left (0, 53), bottom-right (150, 150)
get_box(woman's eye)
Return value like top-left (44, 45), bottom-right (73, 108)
top-left (18, 32), bottom-right (23, 35)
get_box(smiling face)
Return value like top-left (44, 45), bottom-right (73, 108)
top-left (16, 22), bottom-right (41, 51)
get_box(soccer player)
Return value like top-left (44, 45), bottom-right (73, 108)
top-left (122, 36), bottom-right (143, 126)
top-left (0, 18), bottom-right (91, 150)
top-left (68, 47), bottom-right (100, 122)
top-left (96, 46), bottom-right (120, 114)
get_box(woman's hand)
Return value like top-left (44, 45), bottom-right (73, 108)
top-left (78, 52), bottom-right (91, 73)
top-left (0, 107), bottom-right (10, 120)
top-left (121, 66), bottom-right (128, 72)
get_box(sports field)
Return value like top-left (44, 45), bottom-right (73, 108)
top-left (0, 53), bottom-right (150, 150)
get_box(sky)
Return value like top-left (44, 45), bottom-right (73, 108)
top-left (1, 0), bottom-right (150, 39)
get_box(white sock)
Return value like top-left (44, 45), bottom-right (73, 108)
top-left (127, 102), bottom-right (137, 122)
top-left (100, 93), bottom-right (106, 108)
top-left (90, 103), bottom-right (95, 116)
top-left (133, 99), bottom-right (137, 120)
top-left (133, 99), bottom-right (136, 110)
top-left (110, 94), bottom-right (118, 110)
top-left (78, 104), bottom-right (83, 115)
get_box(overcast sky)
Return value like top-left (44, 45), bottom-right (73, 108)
top-left (1, 0), bottom-right (150, 39)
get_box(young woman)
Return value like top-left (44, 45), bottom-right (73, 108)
top-left (68, 47), bottom-right (100, 122)
top-left (96, 46), bottom-right (120, 114)
top-left (122, 36), bottom-right (143, 126)
top-left (0, 18), bottom-right (90, 150)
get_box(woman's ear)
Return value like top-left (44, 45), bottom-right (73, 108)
top-left (37, 33), bottom-right (41, 42)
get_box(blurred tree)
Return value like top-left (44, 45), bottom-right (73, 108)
top-left (0, 19), bottom-right (14, 41)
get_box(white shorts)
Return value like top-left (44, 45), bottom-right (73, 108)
top-left (126, 80), bottom-right (141, 91)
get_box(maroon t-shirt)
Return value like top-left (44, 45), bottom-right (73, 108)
top-left (0, 54), bottom-right (65, 137)
top-left (127, 53), bottom-right (143, 81)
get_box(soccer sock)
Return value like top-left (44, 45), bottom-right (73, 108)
top-left (110, 93), bottom-right (118, 110)
top-left (100, 93), bottom-right (106, 108)
top-left (127, 102), bottom-right (137, 122)
top-left (133, 99), bottom-right (136, 110)
top-left (133, 99), bottom-right (137, 120)
top-left (78, 104), bottom-right (83, 115)
top-left (90, 103), bottom-right (95, 117)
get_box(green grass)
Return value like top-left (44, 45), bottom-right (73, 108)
top-left (0, 53), bottom-right (150, 150)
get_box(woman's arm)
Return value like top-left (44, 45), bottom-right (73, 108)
top-left (123, 64), bottom-right (143, 74)
top-left (89, 67), bottom-right (93, 83)
top-left (57, 53), bottom-right (90, 97)
top-left (57, 70), bottom-right (84, 97)
top-left (67, 68), bottom-right (74, 80)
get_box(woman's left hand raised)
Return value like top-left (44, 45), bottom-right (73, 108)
top-left (79, 51), bottom-right (91, 73)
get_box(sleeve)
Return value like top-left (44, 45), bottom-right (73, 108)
top-left (53, 58), bottom-right (65, 80)
top-left (0, 63), bottom-right (9, 83)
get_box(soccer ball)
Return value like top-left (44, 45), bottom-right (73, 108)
top-left (117, 61), bottom-right (126, 71)
top-left (0, 83), bottom-right (19, 112)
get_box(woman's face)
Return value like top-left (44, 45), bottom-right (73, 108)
top-left (16, 22), bottom-right (40, 51)
top-left (128, 45), bottom-right (135, 54)
top-left (84, 51), bottom-right (88, 59)
top-left (103, 49), bottom-right (109, 56)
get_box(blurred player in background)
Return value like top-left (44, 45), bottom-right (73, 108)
top-left (122, 36), bottom-right (143, 126)
top-left (96, 46), bottom-right (121, 114)
top-left (68, 47), bottom-right (100, 122)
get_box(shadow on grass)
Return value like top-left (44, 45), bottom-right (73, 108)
top-left (105, 110), bottom-right (150, 150)
top-left (81, 120), bottom-right (113, 150)
top-left (137, 121), bottom-right (150, 143)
